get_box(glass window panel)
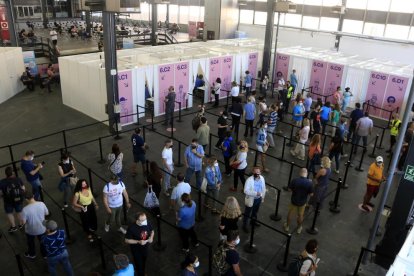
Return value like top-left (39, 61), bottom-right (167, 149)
top-left (239, 10), bottom-right (254, 24)
top-left (322, 0), bottom-right (342, 7)
top-left (367, 0), bottom-right (390, 11)
top-left (385, 24), bottom-right (410, 40)
top-left (342, 19), bottom-right (364, 34)
top-left (274, 12), bottom-right (286, 25)
top-left (346, 0), bottom-right (367, 9)
top-left (320, 17), bottom-right (339, 31)
top-left (179, 6), bottom-right (189, 24)
top-left (303, 0), bottom-right (322, 5)
top-left (199, 7), bottom-right (204, 22)
top-left (284, 14), bottom-right (302, 27)
top-left (408, 27), bottom-right (414, 41)
top-left (389, 0), bottom-right (414, 13)
top-left (254, 11), bottom-right (267, 25)
top-left (169, 4), bottom-right (178, 23)
top-left (363, 22), bottom-right (385, 36)
top-left (291, 0), bottom-right (304, 4)
top-left (302, 16), bottom-right (319, 29)
top-left (158, 4), bottom-right (167, 22)
top-left (18, 7), bottom-right (24, 17)
top-left (189, 6), bottom-right (200, 22)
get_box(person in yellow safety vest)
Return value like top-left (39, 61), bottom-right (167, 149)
top-left (387, 113), bottom-right (401, 154)
top-left (284, 81), bottom-right (294, 114)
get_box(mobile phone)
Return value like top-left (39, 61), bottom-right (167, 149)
top-left (316, 258), bottom-right (320, 265)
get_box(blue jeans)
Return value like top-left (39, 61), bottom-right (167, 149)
top-left (47, 249), bottom-right (74, 276)
top-left (29, 178), bottom-right (42, 201)
top-left (329, 152), bottom-right (340, 171)
top-left (26, 233), bottom-right (46, 257)
top-left (185, 168), bottom-right (202, 189)
top-left (243, 197), bottom-right (262, 228)
top-left (163, 164), bottom-right (174, 192)
top-left (353, 135), bottom-right (367, 152)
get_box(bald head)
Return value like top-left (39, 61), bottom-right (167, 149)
top-left (299, 168), bottom-right (308, 177)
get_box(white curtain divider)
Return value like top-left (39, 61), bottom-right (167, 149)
top-left (345, 67), bottom-right (369, 108)
top-left (291, 56), bottom-right (311, 90)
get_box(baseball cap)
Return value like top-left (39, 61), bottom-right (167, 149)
top-left (376, 156), bottom-right (384, 163)
top-left (43, 220), bottom-right (58, 231)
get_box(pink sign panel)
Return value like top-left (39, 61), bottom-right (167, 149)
top-left (274, 53), bottom-right (290, 82)
top-left (188, 21), bottom-right (197, 38)
top-left (248, 52), bottom-right (258, 89)
top-left (175, 61), bottom-right (190, 110)
top-left (325, 63), bottom-right (344, 102)
top-left (365, 71), bottom-right (389, 118)
top-left (309, 60), bottom-right (328, 100)
top-left (381, 75), bottom-right (409, 119)
top-left (158, 64), bottom-right (175, 114)
top-left (118, 70), bottom-right (133, 125)
top-left (221, 56), bottom-right (233, 98)
top-left (209, 57), bottom-right (221, 101)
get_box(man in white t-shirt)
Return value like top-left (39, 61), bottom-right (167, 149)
top-left (22, 191), bottom-right (49, 259)
top-left (170, 173), bottom-right (191, 210)
top-left (103, 174), bottom-right (131, 234)
top-left (50, 28), bottom-right (58, 45)
top-left (162, 139), bottom-right (174, 196)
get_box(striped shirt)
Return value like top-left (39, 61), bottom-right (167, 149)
top-left (268, 111), bottom-right (278, 128)
top-left (41, 229), bottom-right (66, 257)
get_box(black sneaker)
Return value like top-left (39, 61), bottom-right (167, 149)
top-left (18, 224), bottom-right (25, 230)
top-left (24, 252), bottom-right (36, 259)
top-left (8, 226), bottom-right (18, 233)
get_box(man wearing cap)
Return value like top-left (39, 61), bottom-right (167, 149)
top-left (113, 254), bottom-right (134, 276)
top-left (41, 220), bottom-right (74, 276)
top-left (362, 156), bottom-right (385, 212)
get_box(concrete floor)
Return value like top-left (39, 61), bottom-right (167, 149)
top-left (0, 85), bottom-right (395, 276)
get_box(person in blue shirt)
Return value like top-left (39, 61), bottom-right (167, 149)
top-left (144, 83), bottom-right (151, 100)
top-left (113, 254), bottom-right (134, 276)
top-left (194, 74), bottom-right (205, 102)
top-left (204, 156), bottom-right (222, 214)
top-left (221, 131), bottom-right (234, 176)
top-left (243, 96), bottom-right (256, 137)
top-left (292, 101), bottom-right (305, 127)
top-left (320, 101), bottom-right (332, 134)
top-left (290, 69), bottom-right (298, 93)
top-left (256, 122), bottom-right (269, 172)
top-left (20, 150), bottom-right (44, 201)
top-left (177, 193), bottom-right (198, 252)
top-left (181, 253), bottom-right (199, 276)
top-left (184, 138), bottom-right (205, 189)
top-left (244, 70), bottom-right (253, 100)
top-left (304, 93), bottom-right (313, 118)
top-left (131, 128), bottom-right (147, 176)
top-left (347, 102), bottom-right (363, 142)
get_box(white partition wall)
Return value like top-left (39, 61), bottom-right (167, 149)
top-left (0, 48), bottom-right (25, 103)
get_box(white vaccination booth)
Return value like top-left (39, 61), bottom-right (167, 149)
top-left (0, 47), bottom-right (25, 104)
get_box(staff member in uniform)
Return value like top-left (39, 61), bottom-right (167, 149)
top-left (387, 114), bottom-right (401, 154)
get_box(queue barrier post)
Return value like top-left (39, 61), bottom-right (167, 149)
top-left (61, 208), bottom-right (74, 244)
top-left (98, 137), bottom-right (106, 164)
top-left (342, 161), bottom-right (351, 189)
top-left (153, 215), bottom-right (167, 251)
top-left (97, 237), bottom-right (107, 270)
top-left (276, 234), bottom-right (292, 272)
top-left (135, 105), bottom-right (140, 125)
top-left (151, 107), bottom-right (156, 131)
top-left (87, 168), bottom-right (95, 194)
top-left (170, 116), bottom-right (174, 138)
top-left (15, 254), bottom-right (24, 276)
top-left (208, 245), bottom-right (213, 276)
top-left (270, 188), bottom-right (282, 221)
top-left (39, 186), bottom-right (45, 203)
top-left (243, 218), bottom-right (257, 253)
top-left (62, 129), bottom-right (68, 152)
top-left (253, 150), bottom-right (258, 167)
top-left (196, 189), bottom-right (204, 222)
top-left (329, 177), bottom-right (342, 213)
top-left (208, 133), bottom-right (212, 157)
top-left (8, 145), bottom-right (19, 178)
top-left (353, 247), bottom-right (365, 276)
top-left (321, 133), bottom-right (328, 155)
top-left (286, 125), bottom-right (294, 147)
top-left (281, 136), bottom-right (287, 160)
top-left (377, 127), bottom-right (386, 149)
top-left (369, 134), bottom-right (379, 158)
top-left (175, 141), bottom-right (184, 167)
top-left (114, 114), bottom-right (121, 140)
top-left (306, 202), bottom-right (320, 235)
top-left (177, 101), bottom-right (182, 122)
top-left (283, 162), bottom-right (295, 191)
top-left (355, 147), bottom-right (367, 172)
top-left (122, 195), bottom-right (128, 224)
top-left (143, 125), bottom-right (146, 140)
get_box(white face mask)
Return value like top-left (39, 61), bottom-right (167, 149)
top-left (139, 219), bottom-right (147, 226)
top-left (234, 237), bottom-right (240, 245)
top-left (30, 156), bottom-right (34, 161)
top-left (193, 261), bottom-right (200, 268)
top-left (264, 125), bottom-right (268, 129)
top-left (214, 162), bottom-right (219, 167)
top-left (64, 159), bottom-right (70, 164)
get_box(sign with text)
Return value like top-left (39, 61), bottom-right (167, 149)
top-left (309, 60), bottom-right (328, 99)
top-left (0, 6), bottom-right (10, 41)
top-left (118, 70), bottom-right (133, 125)
top-left (174, 61), bottom-right (190, 110)
top-left (221, 55), bottom-right (233, 98)
top-left (325, 63), bottom-right (344, 102)
top-left (209, 57), bottom-right (221, 100)
top-left (365, 71), bottom-right (389, 118)
top-left (248, 52), bottom-right (258, 90)
top-left (274, 53), bottom-right (290, 83)
top-left (158, 64), bottom-right (175, 114)
top-left (188, 21), bottom-right (197, 38)
top-left (382, 75), bottom-right (409, 119)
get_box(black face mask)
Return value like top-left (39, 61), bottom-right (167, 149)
top-left (191, 145), bottom-right (197, 149)
top-left (170, 145), bottom-right (173, 148)
top-left (254, 173), bottom-right (260, 178)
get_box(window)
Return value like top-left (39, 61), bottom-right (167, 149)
top-left (169, 4), bottom-right (178, 23)
top-left (302, 16), bottom-right (319, 29)
top-left (319, 17), bottom-right (339, 31)
top-left (346, 0), bottom-right (367, 9)
top-left (239, 10), bottom-right (254, 24)
top-left (409, 27), bottom-right (414, 41)
top-left (199, 6), bottom-right (205, 22)
top-left (189, 6), bottom-right (201, 22)
top-left (303, 0), bottom-right (322, 5)
top-left (284, 13), bottom-right (302, 27)
top-left (322, 0), bottom-right (342, 6)
top-left (158, 4), bottom-right (167, 23)
top-left (140, 2), bottom-right (151, 21)
top-left (366, 0), bottom-right (390, 11)
top-left (389, 0), bottom-right (414, 13)
top-left (254, 11), bottom-right (267, 25)
top-left (363, 22), bottom-right (385, 36)
top-left (179, 6), bottom-right (189, 24)
top-left (385, 24), bottom-right (410, 40)
top-left (342, 19), bottom-right (364, 34)
top-left (274, 12), bottom-right (286, 25)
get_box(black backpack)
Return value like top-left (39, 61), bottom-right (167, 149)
top-left (213, 242), bottom-right (231, 275)
top-left (4, 178), bottom-right (24, 203)
top-left (287, 255), bottom-right (314, 276)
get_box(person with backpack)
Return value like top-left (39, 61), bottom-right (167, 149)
top-left (213, 230), bottom-right (242, 276)
top-left (328, 133), bottom-right (343, 174)
top-left (131, 128), bottom-right (147, 177)
top-left (215, 110), bottom-right (229, 150)
top-left (221, 131), bottom-right (236, 176)
top-left (229, 97), bottom-right (243, 139)
top-left (267, 104), bottom-right (278, 147)
top-left (107, 143), bottom-right (124, 180)
top-left (288, 239), bottom-right (319, 276)
top-left (0, 167), bottom-right (25, 233)
top-left (184, 138), bottom-right (205, 189)
top-left (20, 67), bottom-right (35, 91)
top-left (58, 152), bottom-right (76, 208)
top-left (103, 174), bottom-right (131, 234)
top-left (219, 197), bottom-right (241, 241)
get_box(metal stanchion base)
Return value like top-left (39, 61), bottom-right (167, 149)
top-left (286, 143), bottom-right (293, 147)
top-left (114, 135), bottom-right (122, 140)
top-left (270, 214), bottom-right (282, 221)
top-left (243, 242), bottom-right (257, 253)
top-left (329, 201), bottom-right (340, 207)
top-left (153, 243), bottom-right (167, 252)
top-left (276, 261), bottom-right (289, 272)
top-left (368, 154), bottom-right (377, 158)
top-left (166, 128), bottom-right (176, 132)
top-left (98, 159), bottom-right (106, 164)
top-left (355, 167), bottom-right (364, 172)
top-left (306, 227), bottom-right (319, 235)
top-left (175, 162), bottom-right (184, 168)
top-left (329, 206), bottom-right (341, 213)
top-left (341, 184), bottom-right (349, 189)
top-left (282, 186), bottom-right (289, 191)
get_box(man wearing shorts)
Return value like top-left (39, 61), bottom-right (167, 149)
top-left (362, 156), bottom-right (385, 212)
top-left (284, 168), bottom-right (313, 234)
top-left (131, 128), bottom-right (147, 176)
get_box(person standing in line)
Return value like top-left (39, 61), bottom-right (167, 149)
top-left (291, 118), bottom-right (310, 161)
top-left (243, 70), bottom-right (253, 100)
top-left (342, 87), bottom-right (353, 113)
top-left (177, 193), bottom-right (199, 253)
top-left (329, 133), bottom-right (343, 174)
top-left (219, 197), bottom-right (241, 241)
top-left (387, 114), bottom-right (401, 154)
top-left (113, 254), bottom-right (135, 276)
top-left (204, 156), bottom-right (222, 214)
top-left (283, 168), bottom-right (313, 234)
top-left (230, 141), bottom-right (248, 192)
top-left (58, 152), bottom-right (76, 208)
top-left (242, 167), bottom-right (266, 233)
top-left (353, 112), bottom-right (373, 154)
top-left (310, 104), bottom-right (322, 136)
top-left (125, 212), bottom-right (154, 276)
top-left (72, 179), bottom-right (98, 242)
top-left (181, 253), bottom-right (199, 276)
top-left (230, 97), bottom-right (243, 138)
top-left (230, 81), bottom-right (240, 103)
top-left (0, 167), bottom-right (25, 232)
top-left (108, 143), bottom-right (124, 180)
top-left (164, 86), bottom-right (176, 126)
top-left (21, 150), bottom-right (44, 201)
top-left (243, 96), bottom-right (256, 138)
top-left (212, 77), bottom-right (222, 107)
top-left (290, 69), bottom-right (298, 94)
top-left (221, 131), bottom-right (235, 176)
top-left (256, 122), bottom-right (269, 172)
top-left (196, 117), bottom-right (210, 152)
top-left (309, 157), bottom-right (332, 209)
top-left (41, 220), bottom-right (74, 276)
top-left (320, 102), bottom-right (332, 135)
top-left (131, 128), bottom-right (147, 176)
top-left (292, 101), bottom-right (305, 127)
top-left (103, 174), bottom-right (131, 234)
top-left (261, 74), bottom-right (269, 98)
top-left (298, 239), bottom-right (319, 276)
top-left (332, 86), bottom-right (342, 106)
top-left (217, 230), bottom-right (242, 276)
top-left (330, 103), bottom-right (341, 137)
top-left (255, 96), bottom-right (268, 129)
top-left (215, 110), bottom-right (229, 150)
top-left (284, 81), bottom-right (294, 114)
top-left (277, 71), bottom-right (286, 100)
top-left (184, 138), bottom-right (205, 189)
top-left (170, 172), bottom-right (191, 211)
top-left (304, 93), bottom-right (313, 118)
top-left (361, 156), bottom-right (385, 212)
top-left (22, 191), bottom-right (48, 259)
top-left (347, 102), bottom-right (364, 142)
top-left (50, 28), bottom-right (58, 45)
top-left (308, 134), bottom-right (321, 177)
top-left (194, 74), bottom-right (205, 102)
top-left (267, 104), bottom-right (278, 148)
top-left (162, 139), bottom-right (174, 196)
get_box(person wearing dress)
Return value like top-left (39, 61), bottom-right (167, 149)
top-left (309, 157), bottom-right (332, 209)
top-left (219, 196), bottom-right (241, 241)
top-left (341, 87), bottom-right (353, 113)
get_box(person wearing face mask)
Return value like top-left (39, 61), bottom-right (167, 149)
top-left (125, 212), bottom-right (154, 276)
top-left (292, 101), bottom-right (305, 127)
top-left (170, 173), bottom-right (191, 211)
top-left (21, 150), bottom-right (44, 201)
top-left (214, 230), bottom-right (242, 276)
top-left (58, 152), bottom-right (76, 208)
top-left (361, 156), bottom-right (385, 212)
top-left (177, 193), bottom-right (199, 252)
top-left (290, 118), bottom-right (310, 161)
top-left (162, 139), bottom-right (174, 196)
top-left (256, 122), bottom-right (269, 172)
top-left (72, 179), bottom-right (98, 242)
top-left (184, 138), bottom-right (205, 189)
top-left (242, 167), bottom-right (266, 233)
top-left (181, 253), bottom-right (199, 276)
top-left (215, 110), bottom-right (229, 150)
top-left (204, 156), bottom-right (222, 214)
top-left (230, 141), bottom-right (248, 192)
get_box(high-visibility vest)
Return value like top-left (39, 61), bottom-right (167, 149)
top-left (287, 85), bottom-right (293, 99)
top-left (390, 119), bottom-right (401, 136)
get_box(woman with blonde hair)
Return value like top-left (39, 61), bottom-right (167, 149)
top-left (230, 140), bottom-right (248, 192)
top-left (290, 118), bottom-right (310, 161)
top-left (309, 156), bottom-right (332, 209)
top-left (308, 134), bottom-right (321, 177)
top-left (219, 196), bottom-right (242, 240)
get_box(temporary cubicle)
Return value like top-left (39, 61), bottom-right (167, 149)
top-left (0, 47), bottom-right (25, 104)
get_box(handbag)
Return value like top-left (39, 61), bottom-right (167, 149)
top-left (71, 192), bottom-right (83, 213)
top-left (201, 177), bottom-right (207, 193)
top-left (244, 196), bottom-right (254, 207)
top-left (69, 175), bottom-right (79, 187)
top-left (230, 154), bottom-right (241, 170)
top-left (144, 186), bottom-right (159, 209)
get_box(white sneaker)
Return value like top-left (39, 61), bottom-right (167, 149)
top-left (283, 222), bottom-right (290, 232)
top-left (104, 223), bottom-right (110, 232)
top-left (297, 225), bottom-right (303, 234)
top-left (118, 227), bottom-right (127, 234)
top-left (335, 170), bottom-right (339, 174)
